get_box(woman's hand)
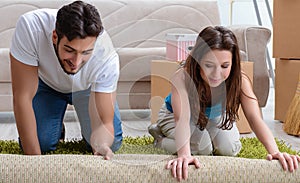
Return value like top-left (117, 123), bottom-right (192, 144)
top-left (166, 155), bottom-right (201, 182)
top-left (267, 152), bottom-right (300, 172)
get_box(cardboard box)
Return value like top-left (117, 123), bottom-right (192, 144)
top-left (151, 60), bottom-right (253, 134)
top-left (273, 1), bottom-right (300, 59)
top-left (150, 60), bottom-right (181, 126)
top-left (166, 33), bottom-right (197, 61)
top-left (275, 59), bottom-right (300, 121)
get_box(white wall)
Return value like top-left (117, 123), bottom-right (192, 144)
top-left (217, 0), bottom-right (273, 26)
top-left (217, 0), bottom-right (275, 87)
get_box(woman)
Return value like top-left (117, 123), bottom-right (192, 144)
top-left (148, 26), bottom-right (300, 181)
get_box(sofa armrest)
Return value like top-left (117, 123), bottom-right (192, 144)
top-left (0, 48), bottom-right (13, 112)
top-left (0, 48), bottom-right (10, 83)
top-left (228, 25), bottom-right (271, 107)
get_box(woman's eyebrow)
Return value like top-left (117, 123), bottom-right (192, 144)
top-left (202, 60), bottom-right (215, 63)
top-left (222, 61), bottom-right (231, 64)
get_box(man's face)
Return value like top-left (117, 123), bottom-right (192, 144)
top-left (52, 31), bottom-right (97, 75)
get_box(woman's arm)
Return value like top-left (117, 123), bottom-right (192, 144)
top-left (166, 69), bottom-right (200, 181)
top-left (240, 73), bottom-right (300, 172)
top-left (172, 70), bottom-right (191, 157)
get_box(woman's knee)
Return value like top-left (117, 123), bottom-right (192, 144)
top-left (214, 140), bottom-right (242, 156)
top-left (191, 143), bottom-right (213, 155)
top-left (190, 128), bottom-right (213, 155)
top-left (210, 122), bottom-right (241, 156)
top-left (190, 137), bottom-right (213, 155)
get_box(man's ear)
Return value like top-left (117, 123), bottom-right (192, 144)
top-left (52, 30), bottom-right (58, 45)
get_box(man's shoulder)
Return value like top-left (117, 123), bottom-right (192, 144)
top-left (24, 8), bottom-right (57, 18)
top-left (17, 8), bottom-right (57, 32)
top-left (92, 30), bottom-right (118, 62)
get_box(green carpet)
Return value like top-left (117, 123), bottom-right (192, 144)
top-left (0, 136), bottom-right (299, 159)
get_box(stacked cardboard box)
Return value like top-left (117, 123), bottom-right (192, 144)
top-left (273, 0), bottom-right (300, 122)
top-left (151, 60), bottom-right (253, 134)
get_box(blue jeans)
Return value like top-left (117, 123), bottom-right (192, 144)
top-left (27, 79), bottom-right (123, 153)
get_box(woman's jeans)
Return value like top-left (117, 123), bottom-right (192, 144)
top-left (22, 79), bottom-right (123, 153)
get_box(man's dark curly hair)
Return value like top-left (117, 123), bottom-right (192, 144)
top-left (55, 0), bottom-right (103, 41)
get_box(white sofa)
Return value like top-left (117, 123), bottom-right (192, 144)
top-left (0, 0), bottom-right (271, 138)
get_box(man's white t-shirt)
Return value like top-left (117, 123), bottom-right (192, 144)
top-left (10, 8), bottom-right (119, 93)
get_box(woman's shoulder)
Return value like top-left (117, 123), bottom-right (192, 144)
top-left (241, 71), bottom-right (253, 88)
top-left (171, 68), bottom-right (186, 81)
top-left (241, 71), bottom-right (257, 99)
top-left (169, 67), bottom-right (188, 89)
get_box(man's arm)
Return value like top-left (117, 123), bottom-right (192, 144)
top-left (10, 54), bottom-right (41, 155)
top-left (89, 91), bottom-right (115, 159)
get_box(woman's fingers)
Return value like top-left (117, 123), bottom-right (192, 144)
top-left (176, 159), bottom-right (183, 181)
top-left (166, 157), bottom-right (201, 182)
top-left (172, 160), bottom-right (178, 179)
top-left (182, 159), bottom-right (189, 180)
top-left (267, 152), bottom-right (300, 172)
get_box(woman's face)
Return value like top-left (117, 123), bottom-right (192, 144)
top-left (200, 49), bottom-right (232, 88)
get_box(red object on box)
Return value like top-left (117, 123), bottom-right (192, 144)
top-left (166, 33), bottom-right (197, 61)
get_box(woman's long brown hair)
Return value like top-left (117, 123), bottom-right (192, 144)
top-left (184, 26), bottom-right (241, 130)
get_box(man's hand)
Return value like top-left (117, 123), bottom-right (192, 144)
top-left (89, 92), bottom-right (115, 160)
top-left (93, 143), bottom-right (114, 160)
top-left (90, 126), bottom-right (114, 160)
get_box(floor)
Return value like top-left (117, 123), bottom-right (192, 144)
top-left (0, 86), bottom-right (299, 152)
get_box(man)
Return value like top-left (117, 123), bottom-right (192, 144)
top-left (9, 0), bottom-right (122, 158)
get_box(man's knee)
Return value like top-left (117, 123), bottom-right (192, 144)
top-left (111, 138), bottom-right (122, 152)
top-left (38, 136), bottom-right (58, 153)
